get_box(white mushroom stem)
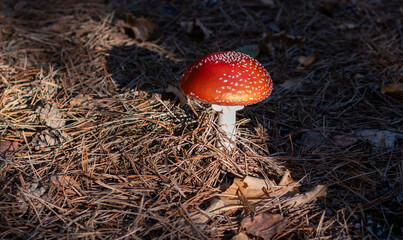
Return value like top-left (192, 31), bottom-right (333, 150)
top-left (211, 104), bottom-right (244, 150)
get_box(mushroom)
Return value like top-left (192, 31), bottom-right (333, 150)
top-left (180, 51), bottom-right (273, 150)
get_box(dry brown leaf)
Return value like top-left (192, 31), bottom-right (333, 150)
top-left (232, 232), bottom-right (250, 240)
top-left (70, 94), bottom-right (94, 108)
top-left (221, 173), bottom-right (301, 205)
top-left (177, 198), bottom-right (228, 231)
top-left (166, 84), bottom-right (187, 106)
top-left (241, 213), bottom-right (287, 240)
top-left (382, 83), bottom-right (403, 93)
top-left (278, 169), bottom-right (295, 186)
top-left (333, 135), bottom-right (358, 147)
top-left (334, 130), bottom-right (403, 148)
top-left (357, 129), bottom-right (403, 148)
top-left (192, 198), bottom-right (227, 225)
top-left (284, 185), bottom-right (327, 208)
top-left (51, 175), bottom-right (81, 195)
top-left (297, 54), bottom-right (316, 69)
top-left (117, 13), bottom-right (155, 41)
top-left (0, 140), bottom-right (18, 158)
top-left (381, 83), bottom-right (403, 100)
top-left (222, 176), bottom-right (276, 204)
top-left (277, 170), bottom-right (300, 195)
top-left (37, 103), bottom-right (65, 129)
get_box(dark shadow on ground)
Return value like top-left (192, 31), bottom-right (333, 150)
top-left (105, 44), bottom-right (181, 94)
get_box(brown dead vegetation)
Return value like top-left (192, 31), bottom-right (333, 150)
top-left (0, 0), bottom-right (402, 239)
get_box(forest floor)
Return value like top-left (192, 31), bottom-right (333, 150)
top-left (0, 0), bottom-right (402, 239)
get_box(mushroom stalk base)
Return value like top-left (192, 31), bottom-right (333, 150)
top-left (212, 104), bottom-right (244, 150)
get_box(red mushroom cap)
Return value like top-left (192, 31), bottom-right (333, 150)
top-left (180, 51), bottom-right (273, 106)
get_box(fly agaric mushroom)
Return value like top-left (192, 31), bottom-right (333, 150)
top-left (180, 51), bottom-right (273, 150)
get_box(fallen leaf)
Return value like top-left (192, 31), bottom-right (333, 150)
top-left (381, 83), bottom-right (403, 100)
top-left (232, 232), bottom-right (250, 240)
top-left (166, 84), bottom-right (187, 106)
top-left (297, 53), bottom-right (316, 69)
top-left (222, 176), bottom-right (276, 204)
top-left (51, 175), bottom-right (81, 195)
top-left (278, 170), bottom-right (299, 193)
top-left (381, 83), bottom-right (403, 93)
top-left (357, 129), bottom-right (403, 148)
top-left (0, 140), bottom-right (18, 158)
top-left (117, 13), bottom-right (155, 41)
top-left (37, 103), bottom-right (65, 129)
top-left (192, 198), bottom-right (227, 225)
top-left (333, 135), bottom-right (358, 147)
top-left (182, 172), bottom-right (298, 229)
top-left (180, 18), bottom-right (212, 40)
top-left (221, 173), bottom-right (302, 205)
top-left (241, 213), bottom-right (287, 240)
top-left (70, 94), bottom-right (94, 108)
top-left (235, 45), bottom-right (260, 58)
top-left (284, 185), bottom-right (327, 208)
